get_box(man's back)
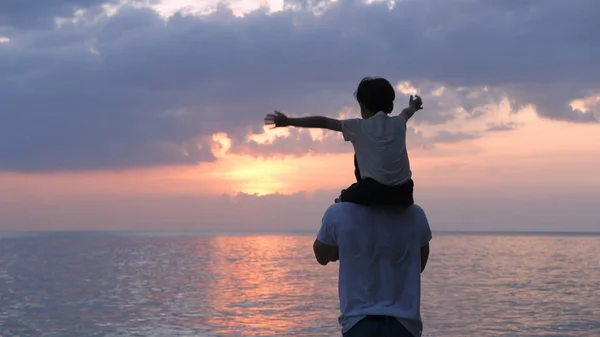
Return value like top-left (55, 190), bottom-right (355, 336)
top-left (317, 202), bottom-right (432, 337)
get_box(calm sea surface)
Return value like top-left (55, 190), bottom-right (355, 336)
top-left (1, 233), bottom-right (599, 337)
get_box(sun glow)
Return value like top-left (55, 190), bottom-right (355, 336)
top-left (223, 161), bottom-right (289, 196)
top-left (210, 131), bottom-right (315, 195)
top-left (7, 102), bottom-right (599, 202)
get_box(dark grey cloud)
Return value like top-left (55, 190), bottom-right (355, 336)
top-left (0, 0), bottom-right (119, 30)
top-left (1, 0), bottom-right (599, 172)
top-left (507, 83), bottom-right (599, 123)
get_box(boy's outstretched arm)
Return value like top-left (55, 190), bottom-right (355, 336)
top-left (288, 116), bottom-right (342, 131)
top-left (265, 111), bottom-right (342, 132)
top-left (399, 107), bottom-right (418, 121)
top-left (399, 95), bottom-right (423, 122)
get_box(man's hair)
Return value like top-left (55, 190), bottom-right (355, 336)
top-left (354, 77), bottom-right (395, 114)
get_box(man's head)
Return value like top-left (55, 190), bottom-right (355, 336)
top-left (354, 77), bottom-right (396, 118)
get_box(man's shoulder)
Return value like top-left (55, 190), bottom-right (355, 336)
top-left (323, 202), bottom-right (364, 222)
top-left (404, 203), bottom-right (425, 215)
top-left (325, 203), bottom-right (426, 217)
top-left (326, 201), bottom-right (377, 211)
top-left (324, 202), bottom-right (357, 216)
top-left (323, 203), bottom-right (429, 236)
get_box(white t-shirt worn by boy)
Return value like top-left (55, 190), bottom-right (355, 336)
top-left (341, 111), bottom-right (411, 186)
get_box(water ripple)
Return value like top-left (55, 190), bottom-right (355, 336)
top-left (0, 234), bottom-right (599, 336)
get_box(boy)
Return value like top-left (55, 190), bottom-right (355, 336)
top-left (264, 77), bottom-right (422, 206)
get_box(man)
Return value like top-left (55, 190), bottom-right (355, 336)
top-left (314, 202), bottom-right (432, 337)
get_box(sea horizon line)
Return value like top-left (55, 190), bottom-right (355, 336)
top-left (1, 229), bottom-right (599, 237)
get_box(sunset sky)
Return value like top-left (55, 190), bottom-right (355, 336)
top-left (1, 0), bottom-right (599, 232)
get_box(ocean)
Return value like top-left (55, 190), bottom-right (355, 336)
top-left (1, 232), bottom-right (599, 337)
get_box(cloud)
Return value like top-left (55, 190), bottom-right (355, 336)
top-left (229, 116), bottom-right (483, 158)
top-left (230, 124), bottom-right (433, 157)
top-left (3, 187), bottom-right (600, 232)
top-left (485, 122), bottom-right (518, 132)
top-left (0, 189), bottom-right (339, 231)
top-left (230, 84), bottom-right (519, 157)
top-left (427, 130), bottom-right (479, 144)
top-left (1, 0), bottom-right (599, 172)
top-left (0, 0), bottom-right (120, 30)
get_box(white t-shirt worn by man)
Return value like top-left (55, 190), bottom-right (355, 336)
top-left (341, 111), bottom-right (411, 185)
top-left (317, 202), bottom-right (432, 336)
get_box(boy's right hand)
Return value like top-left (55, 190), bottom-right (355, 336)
top-left (264, 111), bottom-right (290, 128)
top-left (409, 95), bottom-right (423, 111)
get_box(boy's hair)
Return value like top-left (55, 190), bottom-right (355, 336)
top-left (354, 77), bottom-right (395, 114)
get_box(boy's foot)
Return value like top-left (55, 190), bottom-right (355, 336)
top-left (335, 189), bottom-right (345, 203)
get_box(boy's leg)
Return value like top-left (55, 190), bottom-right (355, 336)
top-left (340, 179), bottom-right (414, 206)
top-left (339, 178), bottom-right (388, 205)
top-left (353, 154), bottom-right (361, 182)
top-left (387, 179), bottom-right (414, 205)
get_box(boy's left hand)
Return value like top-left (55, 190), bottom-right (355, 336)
top-left (264, 111), bottom-right (290, 128)
top-left (409, 95), bottom-right (423, 111)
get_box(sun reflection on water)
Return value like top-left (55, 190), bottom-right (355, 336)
top-left (203, 235), bottom-right (340, 336)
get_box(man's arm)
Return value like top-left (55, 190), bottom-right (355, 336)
top-left (288, 116), bottom-right (342, 132)
top-left (414, 203), bottom-right (432, 273)
top-left (420, 243), bottom-right (430, 273)
top-left (313, 239), bottom-right (339, 266)
top-left (314, 204), bottom-right (340, 265)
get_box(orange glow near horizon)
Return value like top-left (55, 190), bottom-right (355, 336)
top-left (2, 109), bottom-right (600, 201)
top-left (2, 107), bottom-right (600, 232)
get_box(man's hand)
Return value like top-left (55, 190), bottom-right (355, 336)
top-left (264, 111), bottom-right (290, 128)
top-left (313, 240), bottom-right (339, 265)
top-left (409, 95), bottom-right (423, 111)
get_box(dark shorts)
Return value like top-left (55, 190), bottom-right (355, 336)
top-left (343, 316), bottom-right (414, 337)
top-left (339, 178), bottom-right (414, 206)
top-left (345, 154), bottom-right (414, 206)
